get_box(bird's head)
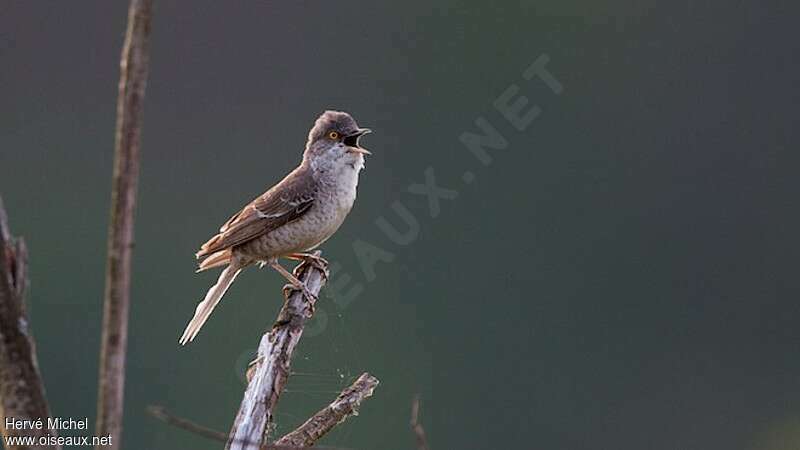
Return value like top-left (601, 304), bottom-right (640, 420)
top-left (304, 110), bottom-right (371, 169)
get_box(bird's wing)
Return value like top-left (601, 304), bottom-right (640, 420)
top-left (196, 166), bottom-right (315, 259)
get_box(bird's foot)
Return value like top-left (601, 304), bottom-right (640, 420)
top-left (287, 252), bottom-right (330, 279)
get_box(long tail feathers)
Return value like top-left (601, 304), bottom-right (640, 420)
top-left (197, 249), bottom-right (232, 272)
top-left (179, 264), bottom-right (242, 345)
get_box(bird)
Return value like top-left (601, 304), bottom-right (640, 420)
top-left (179, 110), bottom-right (371, 345)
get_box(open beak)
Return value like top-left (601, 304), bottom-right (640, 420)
top-left (345, 128), bottom-right (372, 155)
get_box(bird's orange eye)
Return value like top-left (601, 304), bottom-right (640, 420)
top-left (328, 131), bottom-right (339, 139)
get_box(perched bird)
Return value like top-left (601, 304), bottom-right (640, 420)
top-left (179, 110), bottom-right (371, 345)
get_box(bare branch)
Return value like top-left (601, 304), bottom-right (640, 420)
top-left (0, 196), bottom-right (60, 449)
top-left (147, 405), bottom-right (350, 450)
top-left (275, 373), bottom-right (379, 448)
top-left (226, 253), bottom-right (328, 450)
top-left (410, 395), bottom-right (430, 450)
top-left (146, 405), bottom-right (227, 442)
top-left (95, 0), bottom-right (154, 448)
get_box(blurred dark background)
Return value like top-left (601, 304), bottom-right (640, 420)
top-left (2, 1), bottom-right (799, 449)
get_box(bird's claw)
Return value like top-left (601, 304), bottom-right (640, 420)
top-left (305, 254), bottom-right (329, 271)
top-left (291, 253), bottom-right (330, 280)
top-left (302, 286), bottom-right (319, 303)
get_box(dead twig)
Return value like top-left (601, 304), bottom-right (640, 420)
top-left (0, 196), bottom-right (60, 449)
top-left (411, 395), bottom-right (430, 450)
top-left (156, 251), bottom-right (379, 449)
top-left (147, 405), bottom-right (350, 450)
top-left (274, 372), bottom-right (379, 447)
top-left (146, 405), bottom-right (227, 442)
top-left (226, 253), bottom-right (328, 450)
top-left (95, 0), bottom-right (154, 448)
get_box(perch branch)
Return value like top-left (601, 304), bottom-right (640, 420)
top-left (410, 395), bottom-right (430, 450)
top-left (226, 253), bottom-right (328, 450)
top-left (95, 0), bottom-right (154, 448)
top-left (274, 372), bottom-right (379, 448)
top-left (0, 196), bottom-right (60, 449)
top-left (147, 405), bottom-right (349, 450)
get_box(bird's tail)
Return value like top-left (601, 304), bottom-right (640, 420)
top-left (179, 264), bottom-right (242, 345)
top-left (196, 249), bottom-right (232, 272)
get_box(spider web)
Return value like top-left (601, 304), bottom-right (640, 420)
top-left (272, 306), bottom-right (364, 446)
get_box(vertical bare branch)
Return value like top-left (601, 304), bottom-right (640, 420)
top-left (95, 1), bottom-right (154, 448)
top-left (410, 395), bottom-right (430, 450)
top-left (274, 372), bottom-right (379, 448)
top-left (226, 254), bottom-right (328, 450)
top-left (0, 196), bottom-right (60, 449)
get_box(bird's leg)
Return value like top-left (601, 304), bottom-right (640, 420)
top-left (286, 252), bottom-right (330, 279)
top-left (286, 252), bottom-right (329, 265)
top-left (268, 259), bottom-right (318, 302)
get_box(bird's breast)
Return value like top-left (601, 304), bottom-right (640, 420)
top-left (292, 163), bottom-right (361, 251)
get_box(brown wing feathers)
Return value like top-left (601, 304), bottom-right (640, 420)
top-left (195, 165), bottom-right (316, 262)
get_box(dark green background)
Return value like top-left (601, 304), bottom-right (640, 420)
top-left (2, 1), bottom-right (799, 449)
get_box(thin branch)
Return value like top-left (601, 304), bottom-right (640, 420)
top-left (226, 253), bottom-right (328, 450)
top-left (410, 395), bottom-right (430, 450)
top-left (0, 196), bottom-right (60, 449)
top-left (275, 372), bottom-right (379, 448)
top-left (146, 405), bottom-right (227, 442)
top-left (146, 405), bottom-right (349, 450)
top-left (96, 0), bottom-right (154, 449)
